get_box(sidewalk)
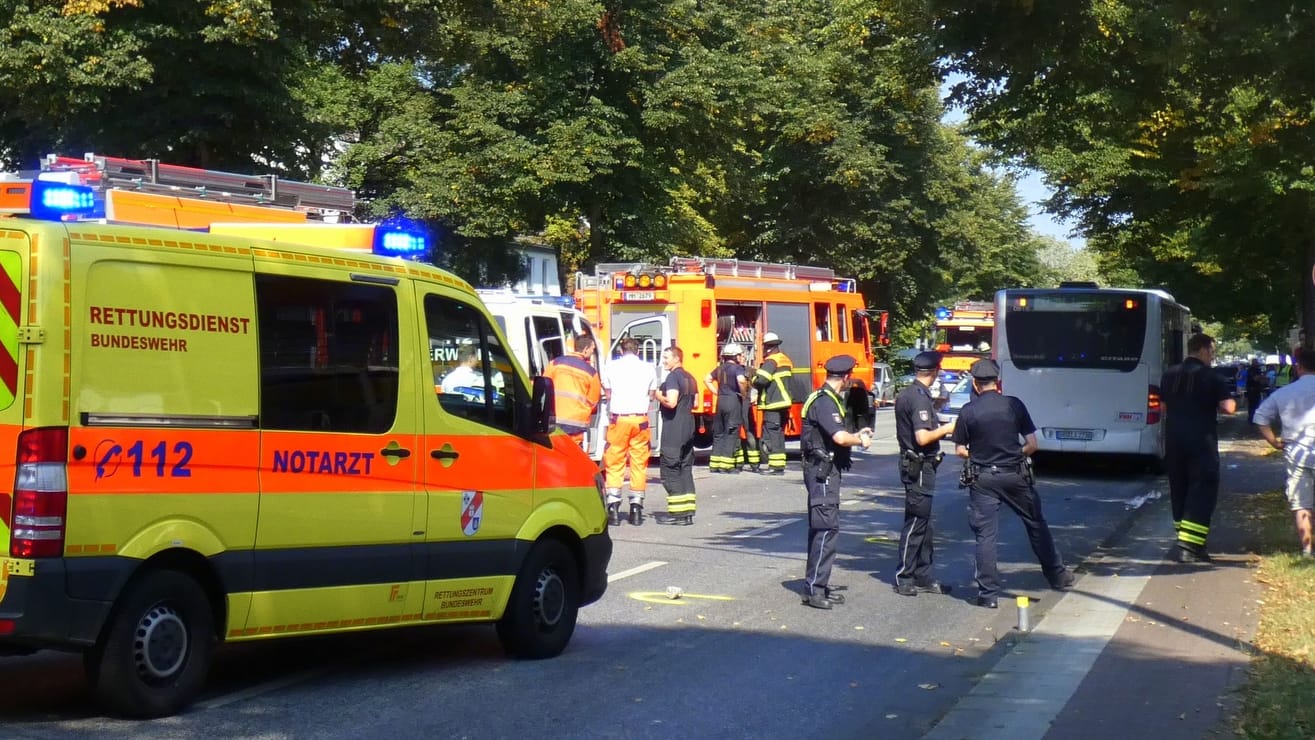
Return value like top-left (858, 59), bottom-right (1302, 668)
top-left (925, 416), bottom-right (1285, 739)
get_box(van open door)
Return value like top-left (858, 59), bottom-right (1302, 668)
top-left (608, 314), bottom-right (671, 455)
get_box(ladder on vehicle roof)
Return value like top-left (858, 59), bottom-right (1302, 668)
top-left (591, 256), bottom-right (838, 281)
top-left (41, 153), bottom-right (355, 218)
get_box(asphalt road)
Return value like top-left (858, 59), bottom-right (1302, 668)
top-left (0, 409), bottom-right (1166, 739)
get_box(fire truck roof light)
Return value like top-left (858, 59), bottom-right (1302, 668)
top-left (373, 224), bottom-right (429, 260)
top-left (935, 307), bottom-right (952, 320)
top-left (30, 180), bottom-right (98, 221)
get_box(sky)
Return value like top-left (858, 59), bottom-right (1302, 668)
top-left (941, 74), bottom-right (1085, 247)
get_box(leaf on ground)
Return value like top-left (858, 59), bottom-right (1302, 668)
top-left (939, 641), bottom-right (952, 647)
top-left (918, 682), bottom-right (940, 690)
top-left (885, 714), bottom-right (898, 719)
top-left (895, 637), bottom-right (908, 643)
top-left (855, 625), bottom-right (865, 630)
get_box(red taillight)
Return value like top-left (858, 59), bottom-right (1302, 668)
top-left (1147, 385), bottom-right (1162, 425)
top-left (701, 300), bottom-right (712, 328)
top-left (11, 427), bottom-right (69, 559)
top-left (0, 620), bottom-right (15, 635)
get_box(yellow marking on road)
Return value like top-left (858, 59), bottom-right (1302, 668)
top-left (628, 591), bottom-right (736, 605)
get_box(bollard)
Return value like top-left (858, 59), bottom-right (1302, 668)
top-left (1016, 596), bottom-right (1031, 632)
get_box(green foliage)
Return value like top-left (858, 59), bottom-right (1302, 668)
top-left (0, 0), bottom-right (1056, 319)
top-left (935, 0), bottom-right (1315, 347)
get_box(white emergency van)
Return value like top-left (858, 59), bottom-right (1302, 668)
top-left (477, 289), bottom-right (608, 459)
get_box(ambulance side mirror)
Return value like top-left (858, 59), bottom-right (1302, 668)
top-left (527, 376), bottom-right (556, 435)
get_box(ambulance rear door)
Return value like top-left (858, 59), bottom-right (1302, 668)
top-left (0, 226), bottom-right (30, 589)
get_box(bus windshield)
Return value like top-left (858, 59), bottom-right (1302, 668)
top-left (1004, 293), bottom-right (1147, 372)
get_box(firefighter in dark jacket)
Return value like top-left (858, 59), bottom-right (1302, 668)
top-left (707, 343), bottom-right (748, 473)
top-left (754, 332), bottom-right (794, 475)
top-left (892, 351), bottom-right (957, 596)
top-left (799, 355), bottom-right (873, 610)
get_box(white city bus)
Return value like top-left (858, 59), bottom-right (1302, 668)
top-left (993, 285), bottom-right (1192, 467)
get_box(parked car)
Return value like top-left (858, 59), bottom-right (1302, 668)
top-left (937, 375), bottom-right (975, 424)
top-left (871, 362), bottom-right (895, 407)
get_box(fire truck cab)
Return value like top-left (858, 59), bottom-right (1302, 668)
top-left (575, 257), bottom-right (878, 450)
top-left (933, 301), bottom-right (996, 375)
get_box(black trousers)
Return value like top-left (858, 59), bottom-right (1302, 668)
top-left (761, 407), bottom-right (788, 471)
top-left (710, 395), bottom-right (742, 471)
top-left (1245, 390), bottom-right (1262, 423)
top-left (1165, 444), bottom-right (1220, 548)
top-left (803, 463), bottom-right (840, 596)
top-left (735, 403), bottom-right (761, 468)
top-left (895, 461), bottom-right (936, 586)
top-left (967, 469), bottom-right (1066, 598)
top-left (659, 438), bottom-right (696, 515)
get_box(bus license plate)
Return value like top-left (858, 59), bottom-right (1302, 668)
top-left (622, 291), bottom-right (656, 301)
top-left (1055, 430), bottom-right (1095, 441)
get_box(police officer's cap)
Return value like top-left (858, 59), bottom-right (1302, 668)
top-left (912, 351), bottom-right (941, 370)
top-left (970, 359), bottom-right (1000, 380)
top-left (824, 354), bottom-right (857, 376)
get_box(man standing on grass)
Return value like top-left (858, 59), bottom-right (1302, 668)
top-left (1254, 348), bottom-right (1315, 558)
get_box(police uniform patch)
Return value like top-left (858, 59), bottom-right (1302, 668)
top-left (831, 413), bottom-right (842, 424)
top-left (918, 410), bottom-right (929, 422)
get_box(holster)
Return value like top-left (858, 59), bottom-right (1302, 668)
top-left (805, 447), bottom-right (835, 481)
top-left (1022, 457), bottom-right (1035, 485)
top-left (958, 460), bottom-right (977, 489)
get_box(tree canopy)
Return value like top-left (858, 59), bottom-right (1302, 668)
top-left (934, 0), bottom-right (1315, 347)
top-left (2, 0), bottom-right (1060, 332)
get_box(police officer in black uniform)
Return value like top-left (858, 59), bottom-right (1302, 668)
top-left (800, 355), bottom-right (873, 610)
top-left (951, 359), bottom-right (1075, 608)
top-left (892, 351), bottom-right (957, 596)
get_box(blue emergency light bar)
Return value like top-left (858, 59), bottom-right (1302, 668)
top-left (935, 306), bottom-right (953, 320)
top-left (373, 224), bottom-right (430, 260)
top-left (30, 180), bottom-right (99, 221)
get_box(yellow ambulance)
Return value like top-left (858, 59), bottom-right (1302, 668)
top-left (0, 155), bottom-right (612, 717)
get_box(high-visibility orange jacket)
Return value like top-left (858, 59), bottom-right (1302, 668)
top-left (545, 352), bottom-right (602, 433)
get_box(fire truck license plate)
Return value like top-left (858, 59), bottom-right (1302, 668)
top-left (622, 291), bottom-right (656, 301)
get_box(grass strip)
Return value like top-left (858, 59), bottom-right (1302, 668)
top-left (1229, 490), bottom-right (1315, 740)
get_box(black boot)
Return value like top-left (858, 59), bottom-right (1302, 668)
top-left (607, 503), bottom-right (622, 527)
top-left (629, 503), bottom-right (644, 526)
top-left (654, 512), bottom-right (694, 526)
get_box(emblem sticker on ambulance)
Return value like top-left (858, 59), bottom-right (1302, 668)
top-left (461, 490), bottom-right (484, 536)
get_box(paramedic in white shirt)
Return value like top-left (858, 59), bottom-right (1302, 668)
top-left (1254, 349), bottom-right (1315, 557)
top-left (600, 336), bottom-right (658, 526)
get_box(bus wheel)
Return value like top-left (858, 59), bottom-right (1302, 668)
top-left (497, 539), bottom-right (580, 659)
top-left (85, 570), bottom-right (215, 718)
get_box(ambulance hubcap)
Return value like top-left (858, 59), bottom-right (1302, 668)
top-left (533, 568), bottom-right (566, 627)
top-left (133, 604), bottom-right (189, 680)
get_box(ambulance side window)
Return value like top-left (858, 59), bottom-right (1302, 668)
top-left (255, 275), bottom-right (400, 433)
top-left (426, 295), bottom-right (516, 433)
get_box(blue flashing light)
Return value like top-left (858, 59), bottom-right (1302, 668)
top-left (934, 306), bottom-right (953, 321)
top-left (373, 222), bottom-right (430, 260)
top-left (554, 295), bottom-right (575, 308)
top-left (30, 180), bottom-right (98, 221)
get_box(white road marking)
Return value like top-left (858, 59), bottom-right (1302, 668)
top-left (197, 669), bottom-right (324, 710)
top-left (733, 519), bottom-right (796, 538)
top-left (608, 560), bottom-right (668, 582)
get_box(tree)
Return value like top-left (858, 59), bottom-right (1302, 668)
top-left (933, 0), bottom-right (1315, 348)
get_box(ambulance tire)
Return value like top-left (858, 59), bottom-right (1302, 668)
top-left (85, 569), bottom-right (215, 718)
top-left (497, 539), bottom-right (580, 659)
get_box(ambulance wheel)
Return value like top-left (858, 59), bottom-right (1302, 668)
top-left (85, 569), bottom-right (215, 718)
top-left (497, 539), bottom-right (580, 659)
